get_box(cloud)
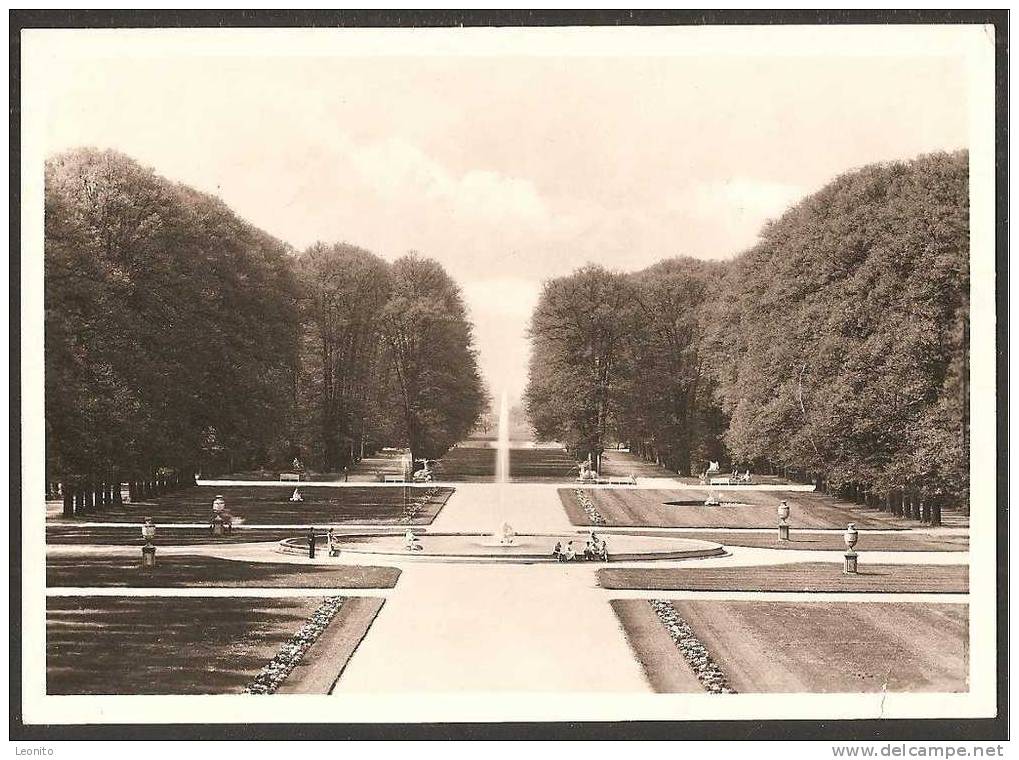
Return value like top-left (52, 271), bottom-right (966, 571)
top-left (350, 137), bottom-right (549, 224)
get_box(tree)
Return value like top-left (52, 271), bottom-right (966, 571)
top-left (618, 257), bottom-right (726, 475)
top-left (45, 148), bottom-right (300, 487)
top-left (294, 243), bottom-right (391, 470)
top-left (380, 254), bottom-right (486, 466)
top-left (524, 264), bottom-right (637, 464)
top-left (709, 150), bottom-right (969, 515)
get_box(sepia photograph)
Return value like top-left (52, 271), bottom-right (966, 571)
top-left (11, 11), bottom-right (1007, 744)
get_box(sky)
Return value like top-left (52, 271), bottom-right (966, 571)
top-left (32, 27), bottom-right (975, 399)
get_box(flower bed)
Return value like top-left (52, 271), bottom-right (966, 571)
top-left (649, 599), bottom-right (736, 694)
top-left (400, 486), bottom-right (445, 523)
top-left (245, 596), bottom-right (345, 694)
top-left (574, 489), bottom-right (606, 526)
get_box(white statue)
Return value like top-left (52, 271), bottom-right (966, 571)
top-left (498, 521), bottom-right (516, 546)
top-left (404, 529), bottom-right (422, 551)
top-left (577, 454), bottom-right (598, 482)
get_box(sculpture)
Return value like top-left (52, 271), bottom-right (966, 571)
top-left (577, 454), bottom-right (598, 483)
top-left (497, 521), bottom-right (516, 546)
top-left (412, 459), bottom-right (435, 482)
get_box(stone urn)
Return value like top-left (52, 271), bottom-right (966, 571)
top-left (141, 518), bottom-right (156, 544)
top-left (843, 523), bottom-right (859, 574)
top-left (777, 501), bottom-right (790, 541)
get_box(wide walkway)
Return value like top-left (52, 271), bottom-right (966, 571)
top-left (334, 483), bottom-right (650, 693)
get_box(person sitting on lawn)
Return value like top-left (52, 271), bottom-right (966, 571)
top-left (584, 540), bottom-right (595, 561)
top-left (552, 541), bottom-right (563, 561)
top-left (598, 538), bottom-right (609, 561)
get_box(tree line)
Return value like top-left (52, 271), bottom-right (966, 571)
top-left (525, 151), bottom-right (969, 523)
top-left (45, 148), bottom-right (485, 510)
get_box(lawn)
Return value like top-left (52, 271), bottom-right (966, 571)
top-left (610, 599), bottom-right (703, 692)
top-left (560, 488), bottom-right (915, 529)
top-left (509, 447), bottom-right (578, 481)
top-left (45, 525), bottom-right (403, 546)
top-left (683, 600), bottom-right (967, 692)
top-left (57, 485), bottom-right (453, 525)
top-left (47, 595), bottom-right (331, 694)
top-left (434, 444), bottom-right (496, 481)
top-left (607, 529), bottom-right (966, 546)
top-left (598, 563), bottom-right (969, 593)
top-left (46, 554), bottom-right (401, 589)
top-left (614, 599), bottom-right (968, 693)
top-left (616, 530), bottom-right (968, 552)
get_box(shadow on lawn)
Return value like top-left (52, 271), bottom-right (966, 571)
top-left (47, 595), bottom-right (320, 694)
top-left (46, 554), bottom-right (400, 588)
top-left (60, 486), bottom-right (452, 525)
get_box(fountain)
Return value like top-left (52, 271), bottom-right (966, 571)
top-left (495, 389), bottom-right (510, 484)
top-left (274, 389), bottom-right (729, 563)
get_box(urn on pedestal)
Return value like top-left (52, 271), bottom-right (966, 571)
top-left (843, 523), bottom-right (859, 574)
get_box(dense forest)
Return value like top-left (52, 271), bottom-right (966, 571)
top-left (525, 151), bottom-right (969, 522)
top-left (44, 149), bottom-right (485, 505)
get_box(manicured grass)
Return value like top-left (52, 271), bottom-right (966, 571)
top-left (669, 600), bottom-right (968, 693)
top-left (61, 485), bottom-right (453, 525)
top-left (47, 526), bottom-right (308, 545)
top-left (598, 563), bottom-right (968, 593)
top-left (509, 447), bottom-right (578, 481)
top-left (434, 445), bottom-right (497, 481)
top-left (46, 554), bottom-right (401, 589)
top-left (560, 488), bottom-right (915, 529)
top-left (47, 595), bottom-right (329, 694)
top-left (45, 525), bottom-right (402, 546)
top-left (618, 530), bottom-right (968, 552)
top-left (610, 599), bottom-right (702, 692)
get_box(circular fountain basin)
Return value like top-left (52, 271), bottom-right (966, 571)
top-left (300, 532), bottom-right (725, 563)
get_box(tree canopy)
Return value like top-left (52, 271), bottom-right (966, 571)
top-left (45, 148), bottom-right (300, 482)
top-left (711, 150), bottom-right (969, 505)
top-left (525, 150), bottom-right (969, 517)
top-left (45, 149), bottom-right (486, 483)
top-left (380, 254), bottom-right (487, 465)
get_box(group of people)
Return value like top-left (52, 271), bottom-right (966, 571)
top-left (552, 532), bottom-right (609, 562)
